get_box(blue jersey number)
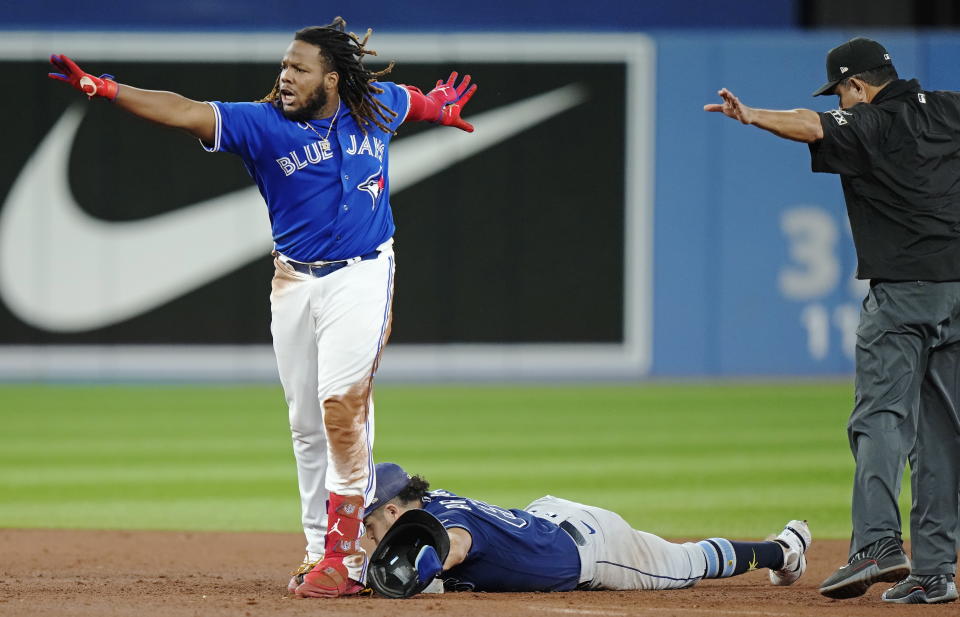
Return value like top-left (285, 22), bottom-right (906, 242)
top-left (437, 497), bottom-right (528, 529)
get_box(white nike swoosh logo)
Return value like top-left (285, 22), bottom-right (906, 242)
top-left (0, 84), bottom-right (587, 332)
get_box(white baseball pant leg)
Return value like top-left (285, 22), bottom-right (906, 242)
top-left (271, 242), bottom-right (395, 573)
top-left (526, 495), bottom-right (706, 590)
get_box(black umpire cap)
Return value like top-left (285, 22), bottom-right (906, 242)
top-left (813, 37), bottom-right (893, 96)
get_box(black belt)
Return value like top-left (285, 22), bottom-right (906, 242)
top-left (558, 520), bottom-right (592, 590)
top-left (286, 251), bottom-right (380, 278)
top-left (869, 278), bottom-right (960, 287)
top-left (559, 520), bottom-right (587, 547)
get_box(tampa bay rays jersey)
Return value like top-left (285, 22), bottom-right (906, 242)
top-left (423, 489), bottom-right (581, 592)
top-left (202, 83), bottom-right (410, 262)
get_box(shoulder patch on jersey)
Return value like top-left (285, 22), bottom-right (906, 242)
top-left (829, 109), bottom-right (852, 126)
top-left (918, 92), bottom-right (927, 104)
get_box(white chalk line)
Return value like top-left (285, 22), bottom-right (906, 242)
top-left (530, 606), bottom-right (795, 617)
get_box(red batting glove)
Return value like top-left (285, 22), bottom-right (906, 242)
top-left (429, 72), bottom-right (477, 132)
top-left (405, 72), bottom-right (477, 132)
top-left (48, 54), bottom-right (119, 101)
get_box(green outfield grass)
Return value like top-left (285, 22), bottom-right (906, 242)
top-left (0, 382), bottom-right (911, 539)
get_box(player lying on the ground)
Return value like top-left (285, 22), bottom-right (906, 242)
top-left (360, 463), bottom-right (811, 597)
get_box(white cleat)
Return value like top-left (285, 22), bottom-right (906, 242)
top-left (769, 519), bottom-right (811, 586)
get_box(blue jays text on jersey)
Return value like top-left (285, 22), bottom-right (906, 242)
top-left (275, 132), bottom-right (386, 176)
top-left (423, 490), bottom-right (581, 592)
top-left (201, 82), bottom-right (410, 262)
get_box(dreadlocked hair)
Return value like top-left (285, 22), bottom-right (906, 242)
top-left (259, 17), bottom-right (398, 134)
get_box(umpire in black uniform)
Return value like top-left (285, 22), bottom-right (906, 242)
top-left (705, 37), bottom-right (960, 604)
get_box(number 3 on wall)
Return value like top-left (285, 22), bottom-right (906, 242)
top-left (778, 206), bottom-right (840, 301)
top-left (778, 205), bottom-right (865, 361)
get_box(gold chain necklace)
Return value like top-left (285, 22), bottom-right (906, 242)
top-left (303, 98), bottom-right (341, 145)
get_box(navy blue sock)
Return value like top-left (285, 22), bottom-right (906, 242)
top-left (697, 538), bottom-right (785, 578)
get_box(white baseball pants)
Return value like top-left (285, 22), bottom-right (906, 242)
top-left (526, 495), bottom-right (706, 590)
top-left (270, 240), bottom-right (395, 566)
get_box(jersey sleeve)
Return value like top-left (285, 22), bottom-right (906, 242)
top-left (199, 101), bottom-right (269, 159)
top-left (373, 82), bottom-right (412, 132)
top-left (431, 508), bottom-right (487, 556)
top-left (808, 104), bottom-right (880, 176)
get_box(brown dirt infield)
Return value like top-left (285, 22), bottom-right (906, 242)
top-left (1, 529), bottom-right (956, 617)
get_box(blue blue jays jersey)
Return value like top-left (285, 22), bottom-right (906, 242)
top-left (423, 490), bottom-right (581, 592)
top-left (202, 83), bottom-right (410, 262)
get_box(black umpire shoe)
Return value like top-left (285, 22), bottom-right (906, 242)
top-left (819, 536), bottom-right (911, 599)
top-left (882, 574), bottom-right (958, 604)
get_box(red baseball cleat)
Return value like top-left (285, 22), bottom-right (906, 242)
top-left (295, 558), bottom-right (364, 598)
top-left (294, 493), bottom-right (367, 598)
top-left (287, 555), bottom-right (320, 593)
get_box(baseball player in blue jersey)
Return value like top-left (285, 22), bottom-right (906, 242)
top-left (48, 18), bottom-right (477, 599)
top-left (363, 463), bottom-right (812, 595)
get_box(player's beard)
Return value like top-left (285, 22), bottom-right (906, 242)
top-left (281, 84), bottom-right (329, 122)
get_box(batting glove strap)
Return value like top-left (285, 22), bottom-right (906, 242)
top-left (49, 54), bottom-right (119, 101)
top-left (414, 545), bottom-right (443, 583)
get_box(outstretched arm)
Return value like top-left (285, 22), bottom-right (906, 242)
top-left (403, 72), bottom-right (477, 133)
top-left (704, 87), bottom-right (823, 143)
top-left (49, 54), bottom-right (215, 143)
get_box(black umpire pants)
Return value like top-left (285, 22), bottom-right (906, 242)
top-left (850, 280), bottom-right (960, 576)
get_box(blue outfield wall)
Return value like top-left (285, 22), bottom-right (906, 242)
top-left (2, 28), bottom-right (958, 380)
top-left (650, 31), bottom-right (959, 377)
